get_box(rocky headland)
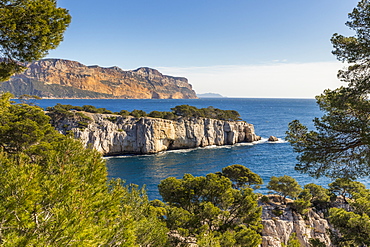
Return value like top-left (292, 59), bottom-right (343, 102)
top-left (1, 59), bottom-right (197, 99)
top-left (50, 112), bottom-right (261, 155)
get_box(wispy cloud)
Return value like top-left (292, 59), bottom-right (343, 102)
top-left (158, 61), bottom-right (348, 98)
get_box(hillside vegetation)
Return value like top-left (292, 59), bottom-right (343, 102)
top-left (1, 92), bottom-right (370, 246)
top-left (46, 103), bottom-right (242, 121)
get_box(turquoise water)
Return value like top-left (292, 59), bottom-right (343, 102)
top-left (33, 98), bottom-right (369, 200)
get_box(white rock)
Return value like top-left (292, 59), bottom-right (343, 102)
top-left (53, 113), bottom-right (261, 155)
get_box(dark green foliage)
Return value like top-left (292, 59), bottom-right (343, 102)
top-left (171, 104), bottom-right (204, 118)
top-left (77, 120), bottom-right (89, 130)
top-left (260, 195), bottom-right (270, 204)
top-left (111, 181), bottom-right (170, 247)
top-left (286, 0), bottom-right (370, 180)
top-left (201, 106), bottom-right (241, 121)
top-left (0, 92), bottom-right (57, 153)
top-left (82, 104), bottom-right (101, 113)
top-left (309, 238), bottom-right (326, 247)
top-left (0, 1), bottom-right (71, 81)
top-left (331, 0), bottom-right (370, 63)
top-left (0, 92), bottom-right (171, 246)
top-left (158, 166), bottom-right (262, 246)
top-left (329, 178), bottom-right (365, 202)
top-left (329, 207), bottom-right (370, 246)
top-left (267, 175), bottom-right (302, 204)
top-left (0, 60), bottom-right (25, 82)
top-left (47, 104), bottom-right (242, 124)
top-left (130, 109), bottom-right (147, 118)
top-left (17, 94), bottom-right (42, 105)
top-left (286, 88), bottom-right (370, 179)
top-left (271, 207), bottom-right (284, 217)
top-left (105, 116), bottom-right (117, 123)
top-left (46, 103), bottom-right (79, 116)
top-left (82, 105), bottom-right (113, 114)
top-left (75, 111), bottom-right (92, 121)
top-left (304, 183), bottom-right (331, 204)
top-left (221, 164), bottom-right (263, 189)
top-left (290, 6), bottom-right (370, 242)
top-left (163, 111), bottom-right (176, 120)
top-left (47, 103), bottom-right (113, 115)
top-left (171, 105), bottom-right (241, 121)
top-left (303, 183), bottom-right (331, 209)
top-left (328, 179), bottom-right (370, 246)
top-left (148, 110), bottom-right (176, 120)
top-left (283, 0), bottom-right (370, 231)
top-left (148, 110), bottom-right (165, 118)
top-left (293, 189), bottom-right (312, 214)
top-left (0, 135), bottom-right (138, 246)
top-left (283, 233), bottom-right (301, 247)
top-left (117, 109), bottom-right (130, 116)
top-left (46, 104), bottom-right (92, 130)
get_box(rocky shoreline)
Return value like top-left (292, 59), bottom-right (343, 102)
top-left (51, 112), bottom-right (261, 155)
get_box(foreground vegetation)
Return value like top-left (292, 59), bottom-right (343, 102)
top-left (2, 92), bottom-right (370, 246)
top-left (285, 0), bottom-right (370, 245)
top-left (2, 0), bottom-right (370, 245)
top-left (0, 92), bottom-right (260, 246)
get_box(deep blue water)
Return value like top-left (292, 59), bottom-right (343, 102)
top-left (32, 98), bottom-right (369, 200)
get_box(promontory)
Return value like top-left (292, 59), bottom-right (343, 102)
top-left (47, 104), bottom-right (261, 155)
top-left (1, 59), bottom-right (197, 99)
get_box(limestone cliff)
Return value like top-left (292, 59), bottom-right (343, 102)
top-left (2, 59), bottom-right (197, 99)
top-left (167, 197), bottom-right (334, 247)
top-left (261, 197), bottom-right (332, 246)
top-left (51, 112), bottom-right (260, 155)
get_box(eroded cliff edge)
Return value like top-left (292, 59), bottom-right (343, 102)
top-left (261, 198), bottom-right (332, 246)
top-left (51, 112), bottom-right (261, 155)
top-left (2, 59), bottom-right (197, 99)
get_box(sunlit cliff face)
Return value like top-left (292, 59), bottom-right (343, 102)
top-left (10, 59), bottom-right (198, 99)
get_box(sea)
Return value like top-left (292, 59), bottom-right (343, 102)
top-left (31, 98), bottom-right (370, 200)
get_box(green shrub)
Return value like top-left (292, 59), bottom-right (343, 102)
top-left (131, 109), bottom-right (147, 118)
top-left (118, 109), bottom-right (130, 116)
top-left (77, 121), bottom-right (89, 130)
top-left (309, 238), bottom-right (326, 247)
top-left (148, 110), bottom-right (164, 118)
top-left (260, 195), bottom-right (270, 204)
top-left (47, 104), bottom-right (242, 123)
top-left (105, 116), bottom-right (117, 123)
top-left (272, 207), bottom-right (284, 217)
top-left (171, 105), bottom-right (241, 121)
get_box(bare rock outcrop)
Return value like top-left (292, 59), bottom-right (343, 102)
top-left (2, 59), bottom-right (197, 99)
top-left (261, 197), bottom-right (332, 247)
top-left (268, 136), bottom-right (279, 142)
top-left (52, 113), bottom-right (261, 155)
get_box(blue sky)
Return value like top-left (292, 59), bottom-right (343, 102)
top-left (47, 0), bottom-right (359, 98)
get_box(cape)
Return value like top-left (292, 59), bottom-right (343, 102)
top-left (1, 59), bottom-right (197, 99)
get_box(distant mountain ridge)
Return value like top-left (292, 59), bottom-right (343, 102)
top-left (1, 59), bottom-right (197, 99)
